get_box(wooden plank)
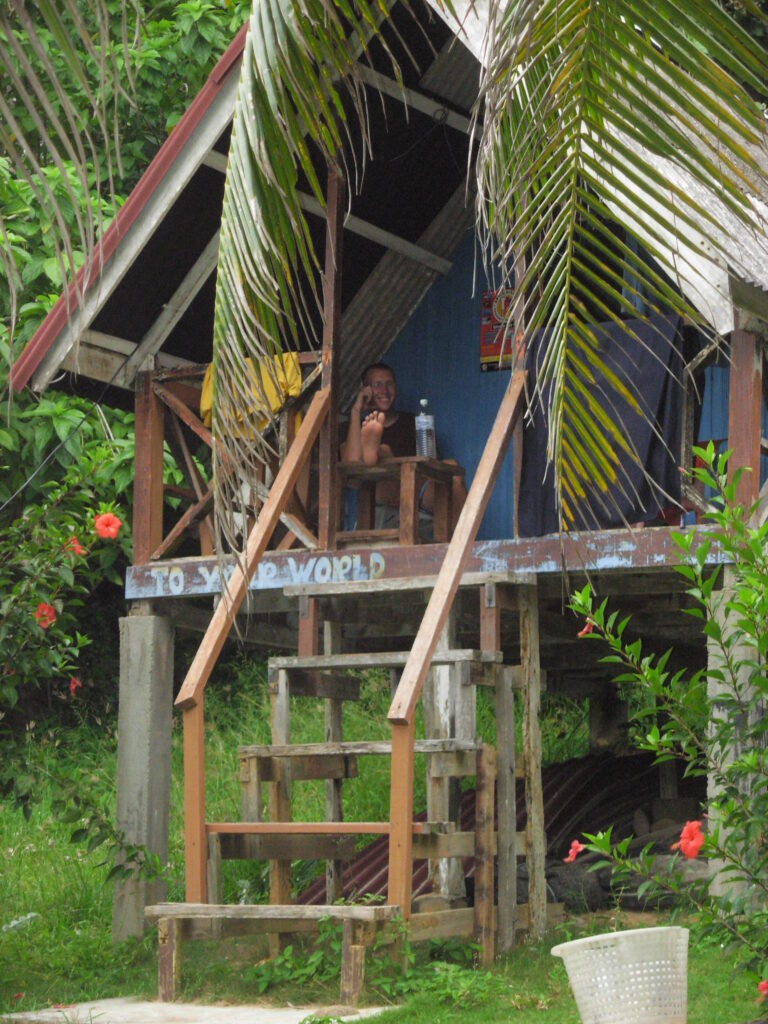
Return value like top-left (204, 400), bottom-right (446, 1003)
top-left (474, 744), bottom-right (496, 966)
top-left (411, 830), bottom-right (528, 859)
top-left (174, 386), bottom-right (330, 711)
top-left (237, 739), bottom-right (479, 758)
top-left (153, 382), bottom-right (214, 450)
top-left (354, 63), bottom-right (471, 135)
top-left (520, 583), bottom-right (546, 941)
top-left (127, 531), bottom-right (721, 601)
top-left (150, 491), bottom-right (214, 562)
top-left (428, 749), bottom-right (477, 778)
top-left (283, 571), bottom-right (531, 599)
top-left (317, 167), bottom-right (344, 550)
top-left (387, 720), bottom-right (415, 917)
top-left (249, 753), bottom-right (358, 782)
top-left (480, 583), bottom-right (501, 651)
top-left (270, 650), bottom-right (502, 671)
top-left (146, 902), bottom-right (397, 922)
top-left (208, 821), bottom-right (390, 835)
top-left (206, 833), bottom-right (223, 905)
top-left (164, 412), bottom-right (214, 555)
top-left (408, 907), bottom-right (475, 942)
top-left (183, 700), bottom-right (207, 902)
top-left (728, 329), bottom-right (762, 507)
top-left (496, 664), bottom-right (517, 954)
top-left (217, 833), bottom-right (356, 861)
top-left (297, 190), bottom-right (452, 275)
top-left (389, 370), bottom-right (527, 725)
top-left (281, 670), bottom-right (361, 701)
top-left (133, 370), bottom-right (165, 564)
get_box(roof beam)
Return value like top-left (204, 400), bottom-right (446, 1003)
top-left (62, 330), bottom-right (195, 388)
top-left (297, 191), bottom-right (452, 275)
top-left (355, 64), bottom-right (472, 135)
top-left (203, 152), bottom-right (452, 275)
top-left (30, 70), bottom-right (240, 392)
top-left (116, 231), bottom-right (220, 387)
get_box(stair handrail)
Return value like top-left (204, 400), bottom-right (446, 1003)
top-left (175, 385), bottom-right (330, 710)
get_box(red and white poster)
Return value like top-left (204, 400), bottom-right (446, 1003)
top-left (480, 289), bottom-right (523, 371)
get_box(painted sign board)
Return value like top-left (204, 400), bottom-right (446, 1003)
top-left (125, 528), bottom-right (726, 600)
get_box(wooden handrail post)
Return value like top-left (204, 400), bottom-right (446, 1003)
top-left (183, 699), bottom-right (207, 901)
top-left (175, 387), bottom-right (330, 711)
top-left (386, 719), bottom-right (415, 916)
top-left (388, 370), bottom-right (527, 725)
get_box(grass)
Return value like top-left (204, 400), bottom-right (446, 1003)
top-left (0, 656), bottom-right (760, 1021)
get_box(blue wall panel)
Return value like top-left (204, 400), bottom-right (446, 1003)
top-left (385, 233), bottom-right (516, 540)
top-left (380, 237), bottom-right (765, 540)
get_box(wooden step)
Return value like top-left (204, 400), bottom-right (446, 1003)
top-left (206, 820), bottom-right (452, 837)
top-left (146, 902), bottom-right (397, 922)
top-left (269, 649), bottom-right (502, 672)
top-left (283, 570), bottom-right (535, 598)
top-left (238, 738), bottom-right (480, 759)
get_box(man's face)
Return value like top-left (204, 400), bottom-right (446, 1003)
top-left (365, 368), bottom-right (396, 413)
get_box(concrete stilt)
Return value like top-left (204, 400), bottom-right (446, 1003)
top-left (113, 609), bottom-right (174, 941)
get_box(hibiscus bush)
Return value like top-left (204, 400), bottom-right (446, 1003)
top-left (571, 443), bottom-right (768, 983)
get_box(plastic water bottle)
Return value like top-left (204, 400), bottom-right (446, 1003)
top-left (415, 399), bottom-right (436, 458)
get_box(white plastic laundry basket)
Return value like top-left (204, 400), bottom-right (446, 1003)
top-left (551, 926), bottom-right (689, 1024)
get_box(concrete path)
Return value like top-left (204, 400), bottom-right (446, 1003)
top-left (3, 998), bottom-right (386, 1024)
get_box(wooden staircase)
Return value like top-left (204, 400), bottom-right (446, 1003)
top-left (146, 370), bottom-right (547, 1003)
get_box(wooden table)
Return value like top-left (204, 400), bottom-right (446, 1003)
top-left (338, 456), bottom-right (465, 545)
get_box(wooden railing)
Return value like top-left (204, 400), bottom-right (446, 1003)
top-left (174, 387), bottom-right (331, 900)
top-left (385, 370), bottom-right (527, 915)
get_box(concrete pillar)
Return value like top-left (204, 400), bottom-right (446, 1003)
top-left (113, 610), bottom-right (174, 941)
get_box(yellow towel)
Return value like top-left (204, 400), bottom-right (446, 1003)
top-left (200, 353), bottom-right (303, 435)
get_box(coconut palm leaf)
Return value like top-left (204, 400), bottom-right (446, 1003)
top-left (0, 1), bottom-right (138, 355)
top-left (211, 0), bottom-right (411, 552)
top-left (475, 0), bottom-right (768, 528)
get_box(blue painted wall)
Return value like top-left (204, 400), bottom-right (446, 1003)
top-left (385, 232), bottom-right (515, 539)
top-left (381, 234), bottom-right (763, 539)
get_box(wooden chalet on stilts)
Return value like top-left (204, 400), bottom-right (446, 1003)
top-left (11, 6), bottom-right (768, 1006)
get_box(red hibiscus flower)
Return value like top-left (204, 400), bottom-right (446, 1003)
top-left (69, 677), bottom-right (82, 697)
top-left (34, 602), bottom-right (56, 629)
top-left (64, 536), bottom-right (86, 556)
top-left (94, 512), bottom-right (122, 540)
top-left (564, 839), bottom-right (585, 863)
top-left (671, 820), bottom-right (705, 859)
top-left (758, 979), bottom-right (768, 1001)
top-left (577, 620), bottom-right (593, 638)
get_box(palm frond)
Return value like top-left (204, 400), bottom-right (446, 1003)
top-left (0, 1), bottom-right (140, 360)
top-left (211, 0), bottom-right (404, 554)
top-left (476, 0), bottom-right (768, 528)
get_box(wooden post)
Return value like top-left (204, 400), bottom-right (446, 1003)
top-left (520, 583), bottom-right (546, 940)
top-left (317, 166), bottom-right (345, 550)
top-left (339, 919), bottom-right (366, 1005)
top-left (133, 370), bottom-right (165, 564)
top-left (728, 329), bottom-right (762, 508)
top-left (474, 744), bottom-right (496, 966)
top-left (386, 719), bottom-right (415, 917)
top-left (325, 619), bottom-right (344, 903)
top-left (269, 670), bottom-right (292, 912)
top-left (157, 917), bottom-right (180, 1001)
top-left (496, 665), bottom-right (517, 953)
top-left (298, 595), bottom-right (319, 656)
top-left (182, 700), bottom-right (207, 901)
top-left (423, 611), bottom-right (465, 902)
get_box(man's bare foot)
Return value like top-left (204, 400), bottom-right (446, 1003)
top-left (361, 411), bottom-right (385, 465)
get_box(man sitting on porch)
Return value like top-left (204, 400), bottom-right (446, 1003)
top-left (341, 362), bottom-right (466, 536)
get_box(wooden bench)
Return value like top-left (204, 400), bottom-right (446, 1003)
top-left (145, 902), bottom-right (399, 1005)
